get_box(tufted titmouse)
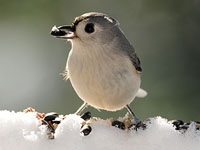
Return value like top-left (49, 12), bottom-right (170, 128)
top-left (51, 12), bottom-right (147, 124)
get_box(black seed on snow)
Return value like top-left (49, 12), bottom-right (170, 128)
top-left (44, 112), bottom-right (59, 121)
top-left (81, 112), bottom-right (91, 121)
top-left (172, 120), bottom-right (184, 127)
top-left (112, 120), bottom-right (125, 130)
top-left (81, 125), bottom-right (92, 136)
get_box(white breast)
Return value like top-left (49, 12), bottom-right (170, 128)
top-left (66, 40), bottom-right (141, 111)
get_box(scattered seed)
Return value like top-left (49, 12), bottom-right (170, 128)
top-left (80, 125), bottom-right (92, 136)
top-left (112, 120), bottom-right (125, 130)
top-left (44, 112), bottom-right (59, 122)
top-left (81, 112), bottom-right (91, 121)
top-left (172, 120), bottom-right (184, 127)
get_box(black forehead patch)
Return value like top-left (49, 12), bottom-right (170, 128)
top-left (71, 12), bottom-right (118, 30)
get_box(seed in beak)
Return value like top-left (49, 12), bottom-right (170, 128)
top-left (51, 25), bottom-right (67, 36)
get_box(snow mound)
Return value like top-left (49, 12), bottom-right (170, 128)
top-left (0, 110), bottom-right (200, 150)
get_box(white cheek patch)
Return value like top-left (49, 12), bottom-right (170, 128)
top-left (76, 23), bottom-right (84, 36)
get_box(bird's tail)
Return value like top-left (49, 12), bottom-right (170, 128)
top-left (136, 88), bottom-right (147, 98)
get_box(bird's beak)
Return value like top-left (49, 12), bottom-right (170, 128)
top-left (50, 25), bottom-right (77, 39)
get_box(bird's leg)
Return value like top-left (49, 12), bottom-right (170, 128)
top-left (126, 104), bottom-right (146, 130)
top-left (75, 102), bottom-right (88, 115)
top-left (126, 105), bottom-right (140, 123)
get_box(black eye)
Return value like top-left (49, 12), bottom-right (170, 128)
top-left (85, 23), bottom-right (94, 33)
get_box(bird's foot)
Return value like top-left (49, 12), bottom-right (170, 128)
top-left (130, 120), bottom-right (147, 131)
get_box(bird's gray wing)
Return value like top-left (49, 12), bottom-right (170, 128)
top-left (127, 46), bottom-right (142, 72)
top-left (115, 28), bottom-right (142, 72)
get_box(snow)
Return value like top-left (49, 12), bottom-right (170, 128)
top-left (0, 110), bottom-right (200, 150)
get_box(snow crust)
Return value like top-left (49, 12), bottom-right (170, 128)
top-left (0, 110), bottom-right (199, 150)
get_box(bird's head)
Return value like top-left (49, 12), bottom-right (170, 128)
top-left (51, 12), bottom-right (120, 46)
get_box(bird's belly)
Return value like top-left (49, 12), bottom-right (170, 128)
top-left (67, 50), bottom-right (141, 111)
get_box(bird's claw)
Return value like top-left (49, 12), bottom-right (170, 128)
top-left (130, 120), bottom-right (147, 131)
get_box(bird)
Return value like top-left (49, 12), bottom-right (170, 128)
top-left (51, 12), bottom-right (147, 125)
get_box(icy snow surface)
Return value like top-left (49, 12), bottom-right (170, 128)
top-left (0, 110), bottom-right (200, 150)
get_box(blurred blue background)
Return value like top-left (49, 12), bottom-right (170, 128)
top-left (0, 0), bottom-right (200, 121)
